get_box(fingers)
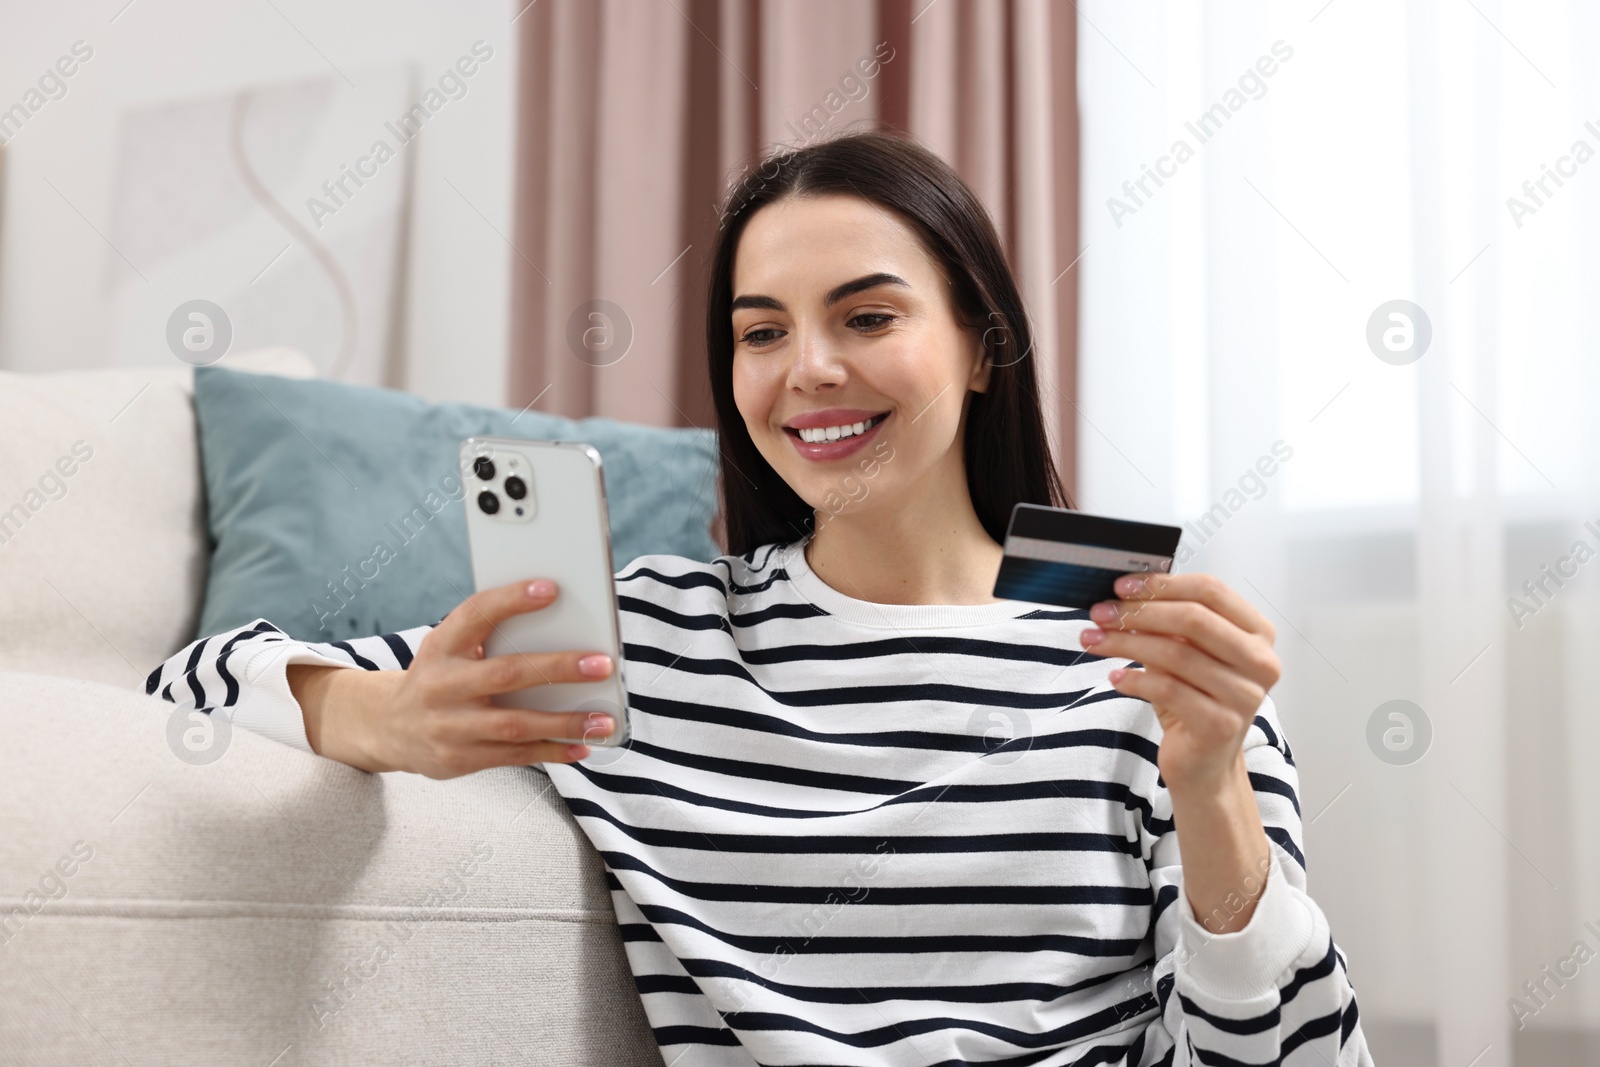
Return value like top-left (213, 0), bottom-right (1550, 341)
top-left (1116, 572), bottom-right (1276, 641)
top-left (450, 648), bottom-right (614, 700)
top-left (1087, 599), bottom-right (1279, 689)
top-left (409, 704), bottom-right (619, 778)
top-left (432, 579), bottom-right (560, 657)
top-left (432, 706), bottom-right (618, 746)
top-left (1111, 667), bottom-right (1245, 745)
top-left (1082, 628), bottom-right (1266, 712)
top-left (490, 741), bottom-right (593, 767)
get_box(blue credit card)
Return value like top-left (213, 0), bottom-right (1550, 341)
top-left (992, 504), bottom-right (1183, 609)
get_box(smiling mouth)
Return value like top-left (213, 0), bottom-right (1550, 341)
top-left (785, 413), bottom-right (889, 444)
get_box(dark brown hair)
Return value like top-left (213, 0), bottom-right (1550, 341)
top-left (706, 130), bottom-right (1066, 556)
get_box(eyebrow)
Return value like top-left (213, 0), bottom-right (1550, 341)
top-left (730, 272), bottom-right (910, 314)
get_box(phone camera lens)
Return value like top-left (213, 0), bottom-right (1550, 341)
top-left (473, 457), bottom-right (496, 481)
top-left (477, 491), bottom-right (500, 515)
top-left (503, 475), bottom-right (527, 500)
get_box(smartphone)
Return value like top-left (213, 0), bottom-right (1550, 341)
top-left (458, 436), bottom-right (630, 747)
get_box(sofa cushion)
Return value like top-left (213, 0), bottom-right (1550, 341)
top-left (0, 669), bottom-right (659, 1065)
top-left (0, 349), bottom-right (315, 688)
top-left (192, 366), bottom-right (722, 642)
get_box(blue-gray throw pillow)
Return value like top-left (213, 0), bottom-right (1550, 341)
top-left (193, 366), bottom-right (720, 642)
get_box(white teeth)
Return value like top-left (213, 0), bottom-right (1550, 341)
top-left (797, 416), bottom-right (882, 443)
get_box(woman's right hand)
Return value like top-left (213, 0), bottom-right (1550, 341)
top-left (288, 579), bottom-right (617, 778)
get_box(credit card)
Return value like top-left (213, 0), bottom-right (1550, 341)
top-left (992, 504), bottom-right (1183, 609)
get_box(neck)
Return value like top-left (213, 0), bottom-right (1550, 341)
top-left (802, 458), bottom-right (1004, 607)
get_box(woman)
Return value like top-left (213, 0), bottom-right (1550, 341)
top-left (150, 132), bottom-right (1370, 1065)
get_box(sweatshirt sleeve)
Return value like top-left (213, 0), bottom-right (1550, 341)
top-left (1138, 694), bottom-right (1373, 1065)
top-left (143, 621), bottom-right (435, 754)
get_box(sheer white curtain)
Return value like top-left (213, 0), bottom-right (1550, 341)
top-left (1078, 2), bottom-right (1599, 1064)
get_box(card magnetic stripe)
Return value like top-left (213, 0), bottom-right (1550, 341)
top-left (1005, 503), bottom-right (1183, 556)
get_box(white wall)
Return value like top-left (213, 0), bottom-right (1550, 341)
top-left (0, 0), bottom-right (519, 407)
top-left (1078, 2), bottom-right (1600, 1062)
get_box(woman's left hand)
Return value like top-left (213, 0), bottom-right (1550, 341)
top-left (1078, 572), bottom-right (1281, 793)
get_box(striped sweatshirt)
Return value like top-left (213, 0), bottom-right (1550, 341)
top-left (149, 541), bottom-right (1371, 1066)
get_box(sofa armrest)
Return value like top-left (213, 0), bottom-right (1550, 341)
top-left (0, 348), bottom-right (320, 690)
top-left (0, 670), bottom-right (660, 1066)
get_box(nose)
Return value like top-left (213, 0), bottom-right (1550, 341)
top-left (784, 323), bottom-right (847, 393)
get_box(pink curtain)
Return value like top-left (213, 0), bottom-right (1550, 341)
top-left (509, 0), bottom-right (1079, 502)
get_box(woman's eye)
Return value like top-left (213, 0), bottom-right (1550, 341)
top-left (849, 313), bottom-right (895, 332)
top-left (739, 328), bottom-right (783, 348)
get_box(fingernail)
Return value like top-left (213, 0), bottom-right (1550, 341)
top-left (528, 579), bottom-right (557, 598)
top-left (584, 713), bottom-right (616, 736)
top-left (1078, 628), bottom-right (1104, 648)
top-left (1109, 668), bottom-right (1126, 684)
top-left (578, 654), bottom-right (612, 678)
top-left (1091, 601), bottom-right (1119, 623)
top-left (566, 743), bottom-right (591, 760)
top-left (1116, 575), bottom-right (1146, 597)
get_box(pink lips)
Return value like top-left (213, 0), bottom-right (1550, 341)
top-left (782, 409), bottom-right (889, 462)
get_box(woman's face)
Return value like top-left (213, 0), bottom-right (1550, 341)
top-left (730, 193), bottom-right (990, 526)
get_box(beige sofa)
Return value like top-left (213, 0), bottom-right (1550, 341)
top-left (0, 352), bottom-right (660, 1065)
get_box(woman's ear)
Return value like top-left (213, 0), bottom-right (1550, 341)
top-left (968, 325), bottom-right (993, 394)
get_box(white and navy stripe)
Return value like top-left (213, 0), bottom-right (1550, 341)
top-left (149, 540), bottom-right (1371, 1065)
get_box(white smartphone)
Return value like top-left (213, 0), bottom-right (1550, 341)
top-left (458, 436), bottom-right (630, 747)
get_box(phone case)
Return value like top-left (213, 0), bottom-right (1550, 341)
top-left (457, 437), bottom-right (630, 746)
